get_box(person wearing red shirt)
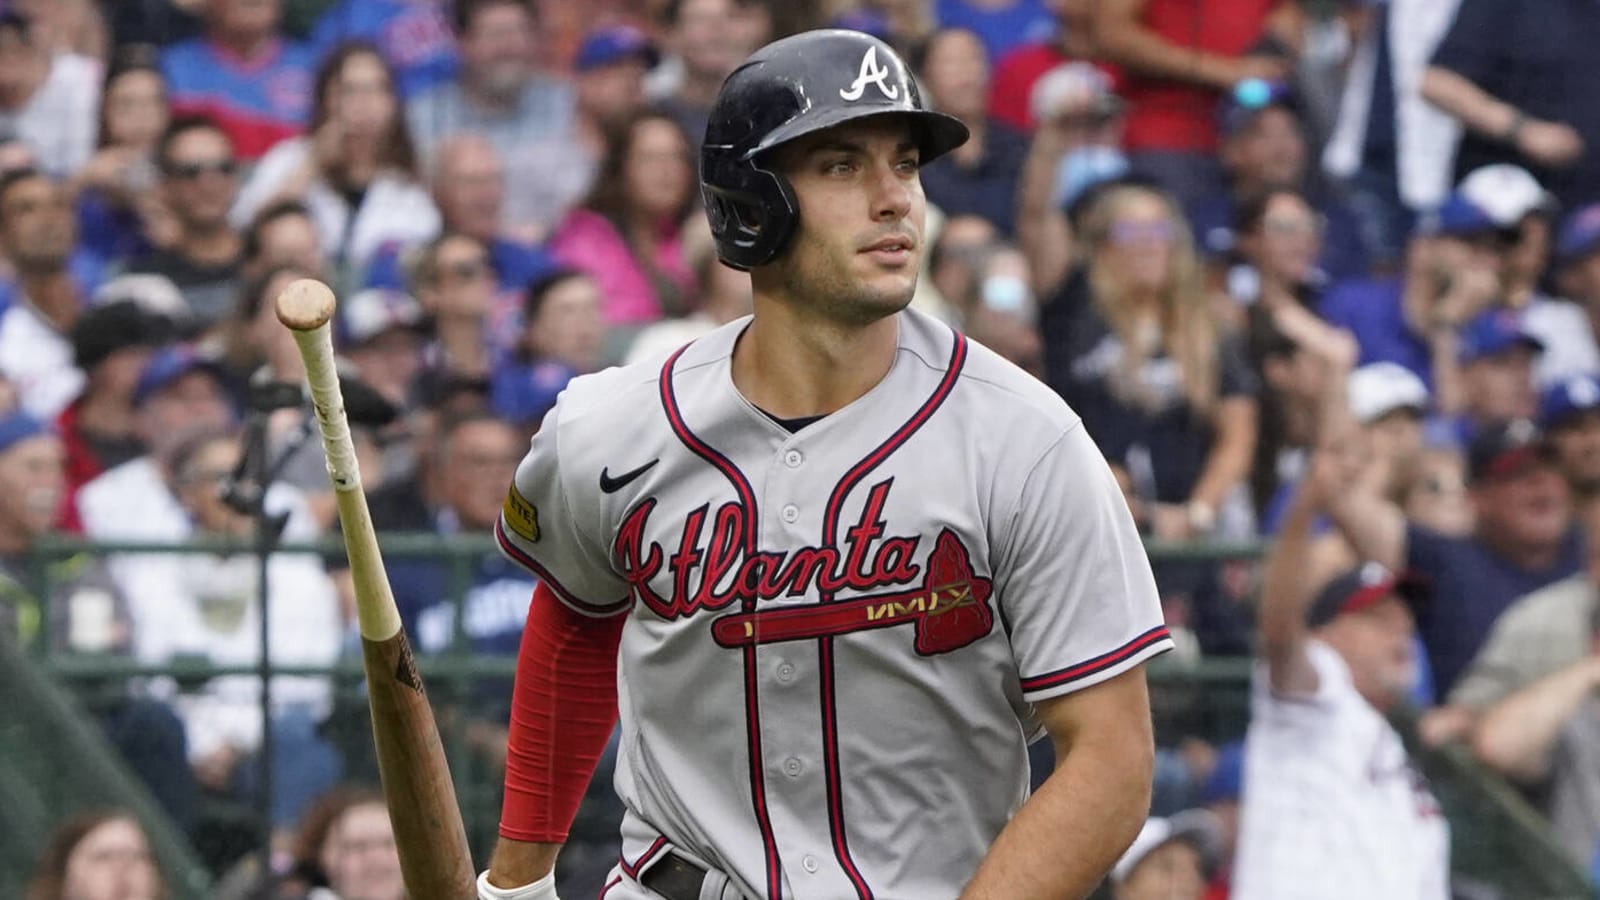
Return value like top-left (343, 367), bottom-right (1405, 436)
top-left (988, 0), bottom-right (1116, 132)
top-left (1093, 0), bottom-right (1290, 207)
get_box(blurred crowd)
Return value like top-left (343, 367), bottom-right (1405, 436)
top-left (0, 0), bottom-right (1597, 897)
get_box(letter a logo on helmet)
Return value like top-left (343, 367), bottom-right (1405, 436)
top-left (840, 45), bottom-right (898, 102)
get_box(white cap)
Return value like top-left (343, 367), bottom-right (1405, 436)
top-left (1458, 164), bottom-right (1556, 227)
top-left (91, 273), bottom-right (190, 319)
top-left (1111, 809), bottom-right (1222, 884)
top-left (1348, 362), bottom-right (1429, 424)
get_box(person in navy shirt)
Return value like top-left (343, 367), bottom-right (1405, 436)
top-left (1323, 418), bottom-right (1583, 695)
top-left (310, 0), bottom-right (460, 99)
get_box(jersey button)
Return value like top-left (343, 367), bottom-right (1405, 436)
top-left (802, 855), bottom-right (819, 873)
top-left (781, 504), bottom-right (799, 523)
top-left (784, 450), bottom-right (803, 468)
top-left (776, 663), bottom-right (795, 682)
top-left (783, 757), bottom-right (803, 777)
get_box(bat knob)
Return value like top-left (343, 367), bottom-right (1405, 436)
top-left (275, 278), bottom-right (337, 332)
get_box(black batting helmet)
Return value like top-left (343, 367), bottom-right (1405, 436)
top-left (700, 29), bottom-right (969, 271)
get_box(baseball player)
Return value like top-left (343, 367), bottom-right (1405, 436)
top-left (478, 30), bottom-right (1173, 900)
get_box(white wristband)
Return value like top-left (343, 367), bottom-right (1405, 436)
top-left (477, 869), bottom-right (560, 900)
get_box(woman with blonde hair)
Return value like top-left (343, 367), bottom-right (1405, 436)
top-left (1041, 181), bottom-right (1259, 540)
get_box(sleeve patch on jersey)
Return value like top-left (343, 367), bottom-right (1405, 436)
top-left (503, 483), bottom-right (540, 543)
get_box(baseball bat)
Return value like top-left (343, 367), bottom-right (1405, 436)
top-left (276, 278), bottom-right (476, 899)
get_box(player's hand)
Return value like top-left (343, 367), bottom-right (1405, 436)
top-left (1515, 119), bottom-right (1584, 168)
top-left (477, 869), bottom-right (560, 900)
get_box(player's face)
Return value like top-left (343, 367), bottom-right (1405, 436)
top-left (770, 117), bottom-right (927, 323)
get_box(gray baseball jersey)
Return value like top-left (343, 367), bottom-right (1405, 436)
top-left (497, 309), bottom-right (1171, 899)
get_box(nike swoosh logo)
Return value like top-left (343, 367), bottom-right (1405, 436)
top-left (599, 458), bottom-right (660, 494)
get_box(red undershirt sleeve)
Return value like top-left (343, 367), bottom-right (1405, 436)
top-left (499, 582), bottom-right (627, 843)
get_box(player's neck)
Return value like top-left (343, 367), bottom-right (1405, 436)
top-left (731, 303), bottom-right (899, 419)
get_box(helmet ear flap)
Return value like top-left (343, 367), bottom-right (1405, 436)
top-left (701, 149), bottom-right (799, 270)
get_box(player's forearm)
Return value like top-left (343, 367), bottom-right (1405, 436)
top-left (487, 838), bottom-right (562, 887)
top-left (961, 733), bottom-right (1151, 899)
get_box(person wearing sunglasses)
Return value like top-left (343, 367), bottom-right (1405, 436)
top-left (128, 114), bottom-right (244, 331)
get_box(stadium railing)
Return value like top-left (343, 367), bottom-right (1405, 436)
top-left (0, 534), bottom-right (1592, 898)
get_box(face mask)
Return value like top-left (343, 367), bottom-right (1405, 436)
top-left (981, 274), bottom-right (1032, 316)
top-left (1055, 145), bottom-right (1128, 208)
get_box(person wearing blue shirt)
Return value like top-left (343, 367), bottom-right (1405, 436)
top-left (1323, 418), bottom-right (1583, 695)
top-left (310, 0), bottom-right (460, 99)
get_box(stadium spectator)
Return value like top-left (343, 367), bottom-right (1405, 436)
top-left (1455, 502), bottom-right (1600, 868)
top-left (550, 110), bottom-right (699, 328)
top-left (1091, 0), bottom-right (1289, 208)
top-left (14, 0), bottom-right (109, 62)
top-left (0, 169), bottom-right (94, 419)
top-left (233, 42), bottom-right (439, 296)
top-left (309, 0), bottom-right (460, 99)
top-left (952, 242), bottom-right (1043, 376)
top-left (26, 810), bottom-right (168, 900)
top-left (987, 0), bottom-right (1108, 132)
top-left (1319, 193), bottom-right (1504, 390)
top-left (411, 135), bottom-right (556, 350)
top-left (1041, 182), bottom-right (1259, 540)
top-left (1226, 187), bottom-right (1327, 324)
top-left (490, 269), bottom-right (605, 430)
top-left (0, 9), bottom-right (100, 179)
top-left (1443, 310), bottom-right (1542, 440)
top-left (573, 25), bottom-right (657, 157)
top-left (927, 213), bottom-right (999, 319)
top-left (56, 301), bottom-right (173, 530)
top-left (1421, 0), bottom-right (1600, 214)
top-left (306, 788), bottom-right (405, 900)
top-left (1190, 83), bottom-right (1369, 282)
top-left (0, 410), bottom-right (72, 644)
top-left (934, 0), bottom-right (1056, 67)
top-left (1107, 810), bottom-right (1221, 900)
top-left (159, 0), bottom-right (315, 161)
top-left (1014, 62), bottom-right (1127, 298)
top-left (129, 116), bottom-right (245, 329)
top-left (651, 0), bottom-right (768, 153)
top-left (914, 28), bottom-right (1028, 236)
top-left (336, 288), bottom-right (425, 410)
top-left (409, 232), bottom-right (496, 381)
top-left (1556, 204), bottom-right (1600, 359)
top-left (72, 48), bottom-right (170, 268)
top-left (406, 0), bottom-right (588, 238)
top-left (1404, 446), bottom-right (1475, 538)
top-left (240, 200), bottom-right (326, 281)
top-left (1233, 452), bottom-right (1449, 898)
top-left (1539, 373), bottom-right (1600, 524)
top-left (1456, 164), bottom-right (1600, 388)
top-left (1320, 0), bottom-right (1464, 268)
top-left (1322, 417), bottom-right (1582, 695)
top-left (105, 1), bottom-right (201, 49)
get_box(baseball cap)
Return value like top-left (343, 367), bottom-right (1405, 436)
top-left (1347, 362), bottom-right (1429, 424)
top-left (1218, 78), bottom-right (1296, 139)
top-left (1307, 561), bottom-right (1426, 628)
top-left (337, 288), bottom-right (424, 348)
top-left (132, 344), bottom-right (225, 407)
top-left (1457, 164), bottom-right (1557, 227)
top-left (92, 273), bottom-right (190, 321)
top-left (1467, 417), bottom-right (1550, 483)
top-left (1029, 62), bottom-right (1125, 127)
top-left (1458, 310), bottom-right (1544, 365)
top-left (1110, 810), bottom-right (1222, 884)
top-left (1416, 193), bottom-right (1500, 239)
top-left (70, 301), bottom-right (173, 371)
top-left (1555, 203), bottom-right (1600, 271)
top-left (1540, 373), bottom-right (1600, 431)
top-left (574, 24), bottom-right (659, 72)
top-left (0, 409), bottom-right (48, 455)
